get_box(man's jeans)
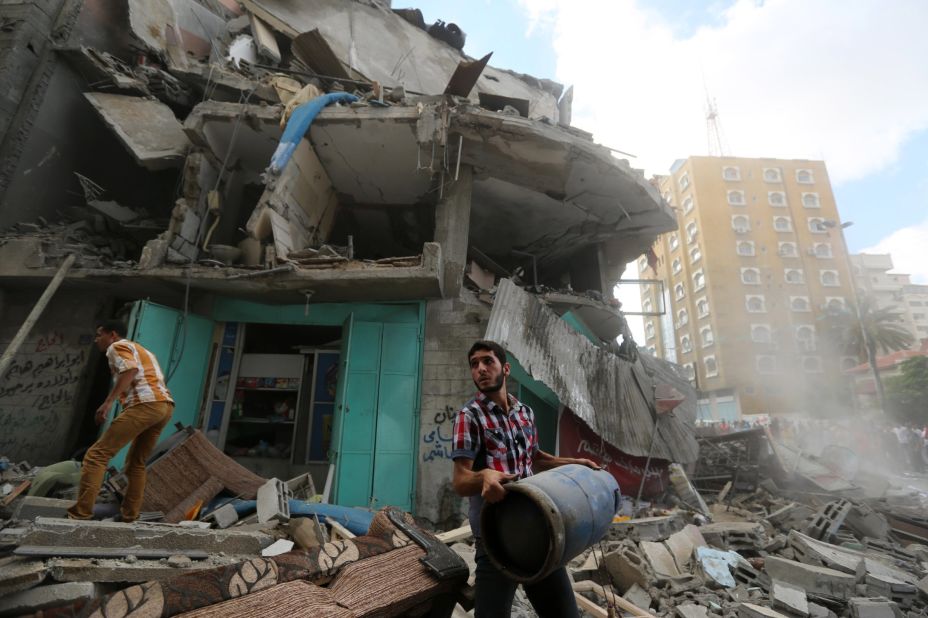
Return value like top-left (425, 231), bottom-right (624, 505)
top-left (474, 541), bottom-right (579, 618)
top-left (67, 401), bottom-right (173, 522)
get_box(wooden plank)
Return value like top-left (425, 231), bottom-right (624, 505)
top-left (574, 591), bottom-right (608, 618)
top-left (435, 523), bottom-right (472, 544)
top-left (0, 480), bottom-right (30, 507)
top-left (328, 520), bottom-right (355, 540)
top-left (573, 581), bottom-right (656, 618)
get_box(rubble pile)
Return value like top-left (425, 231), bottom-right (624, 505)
top-left (563, 431), bottom-right (928, 618)
top-left (0, 428), bottom-right (473, 616)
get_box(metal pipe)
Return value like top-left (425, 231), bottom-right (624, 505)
top-left (0, 254), bottom-right (77, 379)
top-left (224, 263), bottom-right (295, 279)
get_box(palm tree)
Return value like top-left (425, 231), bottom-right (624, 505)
top-left (825, 295), bottom-right (915, 411)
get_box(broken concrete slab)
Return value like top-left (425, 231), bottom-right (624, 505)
top-left (676, 604), bottom-right (709, 618)
top-left (0, 581), bottom-right (101, 615)
top-left (0, 556), bottom-right (48, 597)
top-left (47, 556), bottom-right (240, 583)
top-left (848, 597), bottom-right (903, 618)
top-left (739, 603), bottom-right (791, 618)
top-left (22, 517), bottom-right (274, 555)
top-left (770, 580), bottom-right (809, 617)
top-left (695, 546), bottom-right (741, 588)
top-left (640, 540), bottom-right (683, 578)
top-left (764, 555), bottom-right (857, 600)
top-left (15, 545), bottom-right (209, 560)
top-left (12, 496), bottom-right (72, 520)
top-left (606, 514), bottom-right (686, 542)
top-left (789, 531), bottom-right (917, 585)
top-left (664, 525), bottom-right (707, 572)
top-left (623, 583), bottom-right (652, 611)
top-left (84, 93), bottom-right (190, 170)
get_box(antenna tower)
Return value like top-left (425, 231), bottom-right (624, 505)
top-left (705, 92), bottom-right (730, 157)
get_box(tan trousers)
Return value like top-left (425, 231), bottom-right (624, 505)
top-left (67, 400), bottom-right (174, 522)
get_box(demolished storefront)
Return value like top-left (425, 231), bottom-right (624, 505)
top-left (0, 0), bottom-right (680, 526)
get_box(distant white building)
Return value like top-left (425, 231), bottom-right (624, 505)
top-left (850, 253), bottom-right (928, 347)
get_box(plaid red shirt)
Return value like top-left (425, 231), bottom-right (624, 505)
top-left (451, 391), bottom-right (539, 537)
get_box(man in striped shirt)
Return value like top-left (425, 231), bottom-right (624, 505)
top-left (451, 340), bottom-right (598, 618)
top-left (67, 320), bottom-right (174, 522)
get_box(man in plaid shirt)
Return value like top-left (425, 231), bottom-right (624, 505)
top-left (451, 340), bottom-right (598, 618)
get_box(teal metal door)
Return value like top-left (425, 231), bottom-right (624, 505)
top-left (331, 317), bottom-right (420, 511)
top-left (107, 301), bottom-right (214, 468)
top-left (371, 323), bottom-right (419, 511)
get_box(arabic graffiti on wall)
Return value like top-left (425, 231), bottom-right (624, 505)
top-left (0, 330), bottom-right (89, 462)
top-left (421, 405), bottom-right (457, 462)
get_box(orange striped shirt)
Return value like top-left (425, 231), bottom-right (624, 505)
top-left (105, 339), bottom-right (173, 408)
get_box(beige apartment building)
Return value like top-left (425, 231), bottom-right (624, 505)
top-left (850, 253), bottom-right (928, 346)
top-left (638, 156), bottom-right (857, 419)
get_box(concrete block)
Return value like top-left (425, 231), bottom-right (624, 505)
top-left (738, 603), bottom-right (791, 618)
top-left (700, 521), bottom-right (766, 551)
top-left (846, 503), bottom-right (890, 541)
top-left (664, 525), bottom-right (706, 572)
top-left (764, 555), bottom-right (856, 600)
top-left (203, 503), bottom-right (238, 529)
top-left (0, 556), bottom-right (47, 597)
top-left (257, 478), bottom-right (291, 523)
top-left (805, 499), bottom-right (852, 542)
top-left (0, 581), bottom-right (100, 615)
top-left (640, 540), bottom-right (682, 577)
top-left (603, 547), bottom-right (652, 593)
top-left (848, 597), bottom-right (903, 618)
top-left (770, 580), bottom-right (809, 616)
top-left (12, 496), bottom-right (71, 520)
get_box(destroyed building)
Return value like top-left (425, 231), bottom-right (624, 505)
top-left (0, 0), bottom-right (687, 530)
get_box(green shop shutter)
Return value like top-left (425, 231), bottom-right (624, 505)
top-left (106, 300), bottom-right (214, 469)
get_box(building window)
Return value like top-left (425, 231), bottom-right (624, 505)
top-left (768, 191), bottom-right (786, 207)
top-left (778, 241), bottom-right (798, 257)
top-left (796, 169), bottom-right (814, 184)
top-left (680, 334), bottom-right (693, 353)
top-left (728, 190), bottom-right (746, 206)
top-left (696, 297), bottom-right (709, 318)
top-left (790, 296), bottom-right (811, 312)
top-left (796, 325), bottom-right (816, 352)
top-left (646, 345), bottom-right (656, 355)
top-left (751, 324), bottom-right (772, 343)
top-left (685, 222), bottom-right (698, 243)
top-left (669, 233), bottom-right (680, 250)
top-left (677, 308), bottom-right (689, 327)
top-left (645, 321), bottom-right (655, 340)
top-left (672, 258), bottom-right (682, 275)
top-left (784, 268), bottom-right (804, 284)
top-left (693, 269), bottom-right (705, 291)
top-left (746, 295), bottom-right (766, 313)
top-left (642, 298), bottom-right (653, 313)
top-left (757, 355), bottom-right (777, 373)
top-left (675, 283), bottom-right (686, 300)
top-left (722, 166), bottom-right (740, 181)
top-left (808, 217), bottom-right (826, 233)
top-left (825, 297), bottom-right (846, 312)
top-left (801, 356), bottom-right (822, 373)
top-left (732, 215), bottom-right (750, 233)
top-left (700, 326), bottom-right (714, 347)
top-left (689, 245), bottom-right (702, 263)
top-left (773, 216), bottom-right (792, 232)
top-left (704, 356), bottom-right (718, 377)
top-left (682, 196), bottom-right (694, 214)
top-left (663, 191), bottom-right (673, 205)
top-left (763, 168), bottom-right (782, 183)
top-left (813, 242), bottom-right (832, 258)
top-left (679, 172), bottom-right (690, 191)
top-left (821, 270), bottom-right (840, 286)
top-left (741, 267), bottom-right (761, 285)
top-left (638, 255), bottom-right (648, 272)
top-left (682, 363), bottom-right (696, 381)
top-left (802, 192), bottom-right (820, 208)
top-left (736, 240), bottom-right (755, 256)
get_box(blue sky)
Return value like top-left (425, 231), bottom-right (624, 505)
top-left (412, 0), bottom-right (928, 282)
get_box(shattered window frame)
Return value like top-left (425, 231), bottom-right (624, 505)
top-left (801, 192), bottom-right (821, 208)
top-left (704, 355), bottom-right (719, 377)
top-left (732, 214), bottom-right (751, 233)
top-left (808, 217), bottom-right (827, 233)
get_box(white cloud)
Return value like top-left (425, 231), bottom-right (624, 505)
top-left (863, 217), bottom-right (928, 284)
top-left (518, 0), bottom-right (928, 184)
